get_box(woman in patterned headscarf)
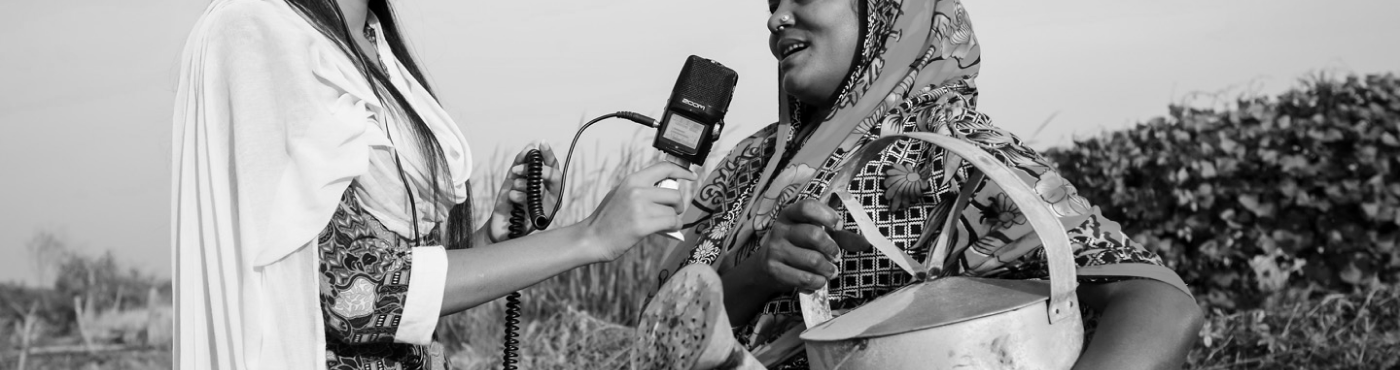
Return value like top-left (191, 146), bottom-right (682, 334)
top-left (658, 0), bottom-right (1203, 368)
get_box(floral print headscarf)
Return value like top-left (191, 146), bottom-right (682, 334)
top-left (665, 0), bottom-right (993, 287)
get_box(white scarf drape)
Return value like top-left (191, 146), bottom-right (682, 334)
top-left (172, 1), bottom-right (469, 368)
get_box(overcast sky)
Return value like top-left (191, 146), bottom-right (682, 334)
top-left (1, 0), bottom-right (1396, 285)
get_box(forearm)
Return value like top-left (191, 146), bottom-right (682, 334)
top-left (439, 223), bottom-right (601, 315)
top-left (1073, 279), bottom-right (1204, 370)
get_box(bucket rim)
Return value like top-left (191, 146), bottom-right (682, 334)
top-left (800, 276), bottom-right (1053, 341)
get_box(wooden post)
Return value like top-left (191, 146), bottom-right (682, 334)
top-left (17, 302), bottom-right (37, 370)
top-left (14, 320), bottom-right (24, 370)
top-left (146, 287), bottom-right (158, 346)
top-left (74, 295), bottom-right (94, 352)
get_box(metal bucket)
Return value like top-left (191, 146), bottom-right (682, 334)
top-left (797, 133), bottom-right (1084, 370)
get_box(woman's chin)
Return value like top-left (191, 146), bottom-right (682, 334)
top-left (781, 72), bottom-right (840, 108)
top-left (781, 78), bottom-right (818, 105)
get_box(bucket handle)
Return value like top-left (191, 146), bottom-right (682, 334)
top-left (798, 133), bottom-right (1080, 327)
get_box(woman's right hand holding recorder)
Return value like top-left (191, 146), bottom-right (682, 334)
top-left (579, 161), bottom-right (697, 263)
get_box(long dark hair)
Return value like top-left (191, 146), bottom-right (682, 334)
top-left (284, 0), bottom-right (474, 249)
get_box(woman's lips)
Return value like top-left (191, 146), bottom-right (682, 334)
top-left (780, 45), bottom-right (810, 72)
top-left (775, 37), bottom-right (810, 63)
top-left (781, 42), bottom-right (809, 60)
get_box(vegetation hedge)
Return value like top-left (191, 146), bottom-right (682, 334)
top-left (1045, 73), bottom-right (1400, 309)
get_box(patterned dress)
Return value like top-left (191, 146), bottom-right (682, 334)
top-left (318, 186), bottom-right (450, 370)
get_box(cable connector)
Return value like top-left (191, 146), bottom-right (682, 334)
top-left (613, 111), bottom-right (658, 128)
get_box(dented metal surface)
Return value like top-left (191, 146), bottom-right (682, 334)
top-left (804, 298), bottom-right (1083, 369)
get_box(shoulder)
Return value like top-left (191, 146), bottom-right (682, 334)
top-left (727, 123), bottom-right (781, 159)
top-left (714, 122), bottom-right (781, 173)
top-left (202, 0), bottom-right (307, 35)
top-left (182, 0), bottom-right (364, 95)
top-left (193, 0), bottom-right (331, 57)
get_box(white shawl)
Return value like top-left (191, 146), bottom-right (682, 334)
top-left (172, 0), bottom-right (469, 368)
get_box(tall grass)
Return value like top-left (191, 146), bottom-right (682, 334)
top-left (1186, 285), bottom-right (1400, 369)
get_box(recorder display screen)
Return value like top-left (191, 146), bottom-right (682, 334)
top-left (661, 114), bottom-right (705, 150)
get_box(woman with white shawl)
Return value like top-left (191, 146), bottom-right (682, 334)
top-left (171, 0), bottom-right (693, 369)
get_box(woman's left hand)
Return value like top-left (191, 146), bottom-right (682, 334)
top-left (484, 143), bottom-right (563, 243)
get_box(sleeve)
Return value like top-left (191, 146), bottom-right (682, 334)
top-left (317, 189), bottom-right (447, 346)
top-left (911, 97), bottom-right (1193, 299)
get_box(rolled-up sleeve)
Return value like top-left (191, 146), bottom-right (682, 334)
top-left (398, 245), bottom-right (447, 344)
top-left (317, 189), bottom-right (446, 346)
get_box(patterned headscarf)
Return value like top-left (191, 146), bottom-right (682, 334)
top-left (664, 0), bottom-right (986, 277)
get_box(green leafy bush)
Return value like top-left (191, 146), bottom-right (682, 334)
top-left (1045, 73), bottom-right (1400, 309)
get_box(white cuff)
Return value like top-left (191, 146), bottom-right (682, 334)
top-left (395, 245), bottom-right (447, 345)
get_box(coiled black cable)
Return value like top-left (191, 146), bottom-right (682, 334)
top-left (503, 149), bottom-right (546, 370)
top-left (498, 113), bottom-right (658, 370)
top-left (525, 150), bottom-right (550, 230)
top-left (501, 289), bottom-right (522, 370)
